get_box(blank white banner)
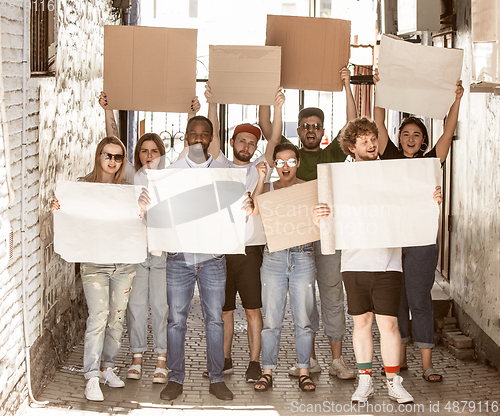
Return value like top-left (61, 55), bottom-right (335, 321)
top-left (376, 35), bottom-right (463, 119)
top-left (146, 168), bottom-right (247, 254)
top-left (318, 158), bottom-right (442, 251)
top-left (54, 181), bottom-right (147, 264)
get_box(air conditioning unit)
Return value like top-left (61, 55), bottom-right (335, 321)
top-left (397, 0), bottom-right (440, 35)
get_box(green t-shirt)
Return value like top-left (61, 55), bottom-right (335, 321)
top-left (282, 132), bottom-right (346, 181)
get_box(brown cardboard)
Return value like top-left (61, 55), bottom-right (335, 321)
top-left (472, 0), bottom-right (499, 42)
top-left (266, 15), bottom-right (351, 92)
top-left (208, 45), bottom-right (281, 106)
top-left (104, 25), bottom-right (197, 113)
top-left (256, 180), bottom-right (319, 253)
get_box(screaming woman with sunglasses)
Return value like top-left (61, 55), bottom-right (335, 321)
top-left (251, 142), bottom-right (317, 393)
top-left (50, 136), bottom-right (136, 401)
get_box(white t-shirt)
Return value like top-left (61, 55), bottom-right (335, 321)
top-left (340, 157), bottom-right (402, 273)
top-left (216, 152), bottom-right (268, 246)
top-left (170, 153), bottom-right (224, 169)
top-left (341, 247), bottom-right (402, 272)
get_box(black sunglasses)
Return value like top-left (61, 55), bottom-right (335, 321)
top-left (299, 123), bottom-right (322, 131)
top-left (101, 152), bottom-right (124, 163)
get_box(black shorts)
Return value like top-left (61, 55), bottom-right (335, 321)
top-left (342, 271), bottom-right (402, 317)
top-left (223, 245), bottom-right (264, 311)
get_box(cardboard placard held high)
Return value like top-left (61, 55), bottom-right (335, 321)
top-left (104, 25), bottom-right (197, 113)
top-left (208, 45), bottom-right (281, 106)
top-left (266, 15), bottom-right (351, 92)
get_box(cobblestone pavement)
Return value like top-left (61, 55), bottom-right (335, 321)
top-left (18, 293), bottom-right (500, 416)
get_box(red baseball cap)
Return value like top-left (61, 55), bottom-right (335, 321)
top-left (232, 124), bottom-right (262, 141)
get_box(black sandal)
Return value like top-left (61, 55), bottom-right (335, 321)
top-left (254, 374), bottom-right (273, 392)
top-left (298, 374), bottom-right (316, 392)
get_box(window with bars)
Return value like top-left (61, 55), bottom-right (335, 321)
top-left (30, 0), bottom-right (57, 76)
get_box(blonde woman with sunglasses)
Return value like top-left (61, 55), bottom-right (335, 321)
top-left (50, 136), bottom-right (135, 401)
top-left (251, 143), bottom-right (317, 393)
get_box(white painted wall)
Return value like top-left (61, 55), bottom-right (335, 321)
top-left (450, 0), bottom-right (500, 346)
top-left (0, 2), bottom-right (113, 415)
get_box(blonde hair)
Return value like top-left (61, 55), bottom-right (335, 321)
top-left (81, 136), bottom-right (127, 184)
top-left (134, 133), bottom-right (166, 172)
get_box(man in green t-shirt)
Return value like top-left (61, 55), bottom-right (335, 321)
top-left (258, 67), bottom-right (357, 380)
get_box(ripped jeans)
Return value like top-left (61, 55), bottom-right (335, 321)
top-left (81, 262), bottom-right (135, 379)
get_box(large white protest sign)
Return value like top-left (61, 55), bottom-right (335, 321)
top-left (146, 168), bottom-right (247, 254)
top-left (376, 35), bottom-right (463, 119)
top-left (317, 158), bottom-right (442, 252)
top-left (54, 181), bottom-right (147, 263)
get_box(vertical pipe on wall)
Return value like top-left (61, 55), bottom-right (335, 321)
top-left (0, 10), bottom-right (15, 204)
top-left (21, 1), bottom-right (49, 407)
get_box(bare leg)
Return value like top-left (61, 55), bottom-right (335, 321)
top-left (400, 342), bottom-right (408, 367)
top-left (352, 312), bottom-right (374, 364)
top-left (376, 314), bottom-right (401, 379)
top-left (245, 308), bottom-right (263, 362)
top-left (222, 310), bottom-right (234, 359)
top-left (330, 341), bottom-right (342, 359)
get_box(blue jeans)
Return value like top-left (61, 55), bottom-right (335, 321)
top-left (398, 243), bottom-right (439, 349)
top-left (261, 243), bottom-right (316, 370)
top-left (313, 241), bottom-right (345, 343)
top-left (82, 263), bottom-right (135, 379)
top-left (166, 252), bottom-right (226, 384)
top-left (127, 252), bottom-right (168, 354)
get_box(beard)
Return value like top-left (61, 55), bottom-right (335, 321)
top-left (300, 136), bottom-right (321, 150)
top-left (234, 150), bottom-right (252, 162)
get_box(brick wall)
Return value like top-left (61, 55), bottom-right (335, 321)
top-left (0, 1), bottom-right (114, 415)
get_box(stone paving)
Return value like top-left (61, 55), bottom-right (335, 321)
top-left (18, 292), bottom-right (500, 416)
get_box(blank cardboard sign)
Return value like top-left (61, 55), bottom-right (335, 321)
top-left (472, 0), bottom-right (499, 42)
top-left (266, 15), bottom-right (351, 92)
top-left (208, 45), bottom-right (281, 106)
top-left (256, 180), bottom-right (319, 253)
top-left (104, 25), bottom-right (197, 113)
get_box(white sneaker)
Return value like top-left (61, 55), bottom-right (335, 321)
top-left (100, 367), bottom-right (125, 388)
top-left (387, 375), bottom-right (414, 404)
top-left (351, 374), bottom-right (374, 402)
top-left (85, 377), bottom-right (104, 401)
top-left (288, 357), bottom-right (321, 377)
top-left (329, 356), bottom-right (356, 379)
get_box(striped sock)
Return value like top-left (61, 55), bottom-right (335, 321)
top-left (357, 362), bottom-right (372, 376)
top-left (385, 365), bottom-right (400, 381)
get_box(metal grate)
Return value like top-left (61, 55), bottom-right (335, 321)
top-left (30, 1), bottom-right (50, 74)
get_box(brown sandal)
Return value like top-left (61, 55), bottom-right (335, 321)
top-left (254, 374), bottom-right (273, 392)
top-left (299, 374), bottom-right (316, 392)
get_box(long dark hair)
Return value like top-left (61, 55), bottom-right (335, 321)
top-left (398, 117), bottom-right (429, 157)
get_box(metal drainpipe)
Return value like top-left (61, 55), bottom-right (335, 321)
top-left (20, 1), bottom-right (49, 407)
